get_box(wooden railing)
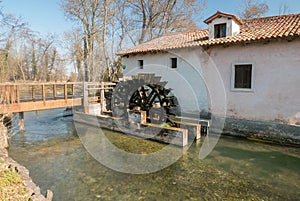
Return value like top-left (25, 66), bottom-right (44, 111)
top-left (0, 82), bottom-right (115, 113)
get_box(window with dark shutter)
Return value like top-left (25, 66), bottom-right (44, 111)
top-left (138, 60), bottom-right (143, 69)
top-left (171, 58), bottom-right (177, 68)
top-left (234, 64), bottom-right (252, 89)
top-left (214, 23), bottom-right (227, 38)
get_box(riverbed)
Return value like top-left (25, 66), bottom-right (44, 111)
top-left (8, 109), bottom-right (300, 200)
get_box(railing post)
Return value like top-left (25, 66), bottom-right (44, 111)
top-left (5, 85), bottom-right (10, 103)
top-left (64, 83), bottom-right (67, 102)
top-left (16, 85), bottom-right (20, 103)
top-left (32, 85), bottom-right (35, 101)
top-left (83, 82), bottom-right (89, 113)
top-left (100, 82), bottom-right (106, 113)
top-left (10, 85), bottom-right (15, 103)
top-left (53, 84), bottom-right (56, 100)
top-left (72, 84), bottom-right (75, 96)
top-left (0, 86), bottom-right (4, 103)
top-left (42, 84), bottom-right (46, 103)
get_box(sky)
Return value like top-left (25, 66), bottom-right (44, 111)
top-left (1, 0), bottom-right (300, 36)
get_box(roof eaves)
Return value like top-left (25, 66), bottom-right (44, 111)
top-left (204, 11), bottom-right (243, 25)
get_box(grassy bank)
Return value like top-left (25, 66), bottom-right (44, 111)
top-left (0, 159), bottom-right (30, 201)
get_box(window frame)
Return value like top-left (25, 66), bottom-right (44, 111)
top-left (231, 63), bottom-right (254, 92)
top-left (214, 23), bottom-right (227, 38)
top-left (138, 59), bottom-right (144, 69)
top-left (170, 57), bottom-right (177, 68)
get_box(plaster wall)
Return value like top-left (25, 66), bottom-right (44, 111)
top-left (122, 39), bottom-right (300, 124)
top-left (122, 49), bottom-right (209, 115)
top-left (207, 39), bottom-right (300, 123)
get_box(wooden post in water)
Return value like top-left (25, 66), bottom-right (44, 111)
top-left (140, 111), bottom-right (147, 124)
top-left (19, 112), bottom-right (25, 131)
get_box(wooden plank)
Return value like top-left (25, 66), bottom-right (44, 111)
top-left (6, 98), bottom-right (82, 113)
top-left (172, 120), bottom-right (202, 140)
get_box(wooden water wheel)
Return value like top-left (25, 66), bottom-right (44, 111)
top-left (110, 74), bottom-right (180, 125)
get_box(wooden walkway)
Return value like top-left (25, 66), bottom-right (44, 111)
top-left (0, 82), bottom-right (115, 113)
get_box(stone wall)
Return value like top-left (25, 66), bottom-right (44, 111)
top-left (0, 122), bottom-right (53, 200)
top-left (0, 124), bottom-right (8, 149)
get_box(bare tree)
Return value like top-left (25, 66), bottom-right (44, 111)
top-left (123, 0), bottom-right (206, 44)
top-left (64, 29), bottom-right (83, 77)
top-left (239, 0), bottom-right (269, 19)
top-left (61, 0), bottom-right (103, 81)
top-left (0, 3), bottom-right (28, 82)
top-left (61, 0), bottom-right (206, 81)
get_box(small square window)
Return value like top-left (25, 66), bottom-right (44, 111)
top-left (171, 58), bottom-right (177, 68)
top-left (232, 64), bottom-right (253, 91)
top-left (138, 60), bottom-right (143, 69)
top-left (214, 23), bottom-right (227, 38)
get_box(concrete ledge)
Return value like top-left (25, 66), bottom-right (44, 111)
top-left (74, 112), bottom-right (189, 146)
top-left (220, 117), bottom-right (300, 146)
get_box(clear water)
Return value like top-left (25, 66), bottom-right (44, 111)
top-left (8, 109), bottom-right (300, 201)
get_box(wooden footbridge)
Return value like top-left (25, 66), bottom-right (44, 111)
top-left (0, 82), bottom-right (115, 129)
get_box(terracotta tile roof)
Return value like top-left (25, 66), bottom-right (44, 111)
top-left (117, 13), bottom-right (300, 56)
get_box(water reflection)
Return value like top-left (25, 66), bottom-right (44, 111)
top-left (8, 109), bottom-right (300, 201)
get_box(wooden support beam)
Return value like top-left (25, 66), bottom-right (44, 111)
top-left (140, 111), bottom-right (147, 124)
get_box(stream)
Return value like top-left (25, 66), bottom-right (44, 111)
top-left (8, 109), bottom-right (300, 201)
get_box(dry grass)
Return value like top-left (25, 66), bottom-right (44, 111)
top-left (0, 168), bottom-right (30, 201)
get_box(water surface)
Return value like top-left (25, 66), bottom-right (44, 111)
top-left (8, 109), bottom-right (300, 200)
